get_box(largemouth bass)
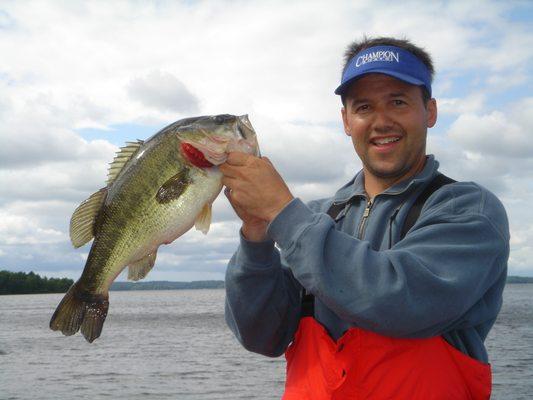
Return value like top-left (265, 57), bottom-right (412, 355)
top-left (50, 114), bottom-right (259, 342)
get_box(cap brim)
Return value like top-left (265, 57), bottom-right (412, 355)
top-left (334, 70), bottom-right (425, 95)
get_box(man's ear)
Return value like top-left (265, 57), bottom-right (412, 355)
top-left (427, 98), bottom-right (437, 128)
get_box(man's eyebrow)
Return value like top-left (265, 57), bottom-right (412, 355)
top-left (389, 92), bottom-right (408, 97)
top-left (349, 97), bottom-right (370, 106)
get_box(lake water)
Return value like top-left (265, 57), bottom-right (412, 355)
top-left (1, 285), bottom-right (532, 399)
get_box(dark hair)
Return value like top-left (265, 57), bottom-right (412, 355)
top-left (340, 36), bottom-right (435, 105)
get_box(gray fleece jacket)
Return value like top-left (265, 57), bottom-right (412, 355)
top-left (224, 155), bottom-right (509, 363)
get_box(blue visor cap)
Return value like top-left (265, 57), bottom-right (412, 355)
top-left (334, 45), bottom-right (432, 97)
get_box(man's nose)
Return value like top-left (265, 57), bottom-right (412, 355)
top-left (371, 109), bottom-right (395, 134)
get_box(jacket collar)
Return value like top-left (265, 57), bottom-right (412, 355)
top-left (332, 155), bottom-right (440, 204)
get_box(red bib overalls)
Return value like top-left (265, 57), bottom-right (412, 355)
top-left (283, 317), bottom-right (491, 400)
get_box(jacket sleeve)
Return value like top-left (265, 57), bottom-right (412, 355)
top-left (267, 183), bottom-right (510, 338)
top-left (224, 232), bottom-right (302, 357)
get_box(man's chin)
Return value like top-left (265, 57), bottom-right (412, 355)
top-left (365, 156), bottom-right (426, 182)
top-left (366, 165), bottom-right (407, 180)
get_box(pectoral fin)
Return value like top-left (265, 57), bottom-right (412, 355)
top-left (156, 169), bottom-right (190, 204)
top-left (194, 203), bottom-right (212, 235)
top-left (128, 250), bottom-right (158, 281)
top-left (69, 188), bottom-right (107, 248)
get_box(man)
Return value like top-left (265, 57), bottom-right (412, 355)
top-left (220, 37), bottom-right (509, 399)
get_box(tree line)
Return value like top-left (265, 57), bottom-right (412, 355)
top-left (0, 270), bottom-right (73, 295)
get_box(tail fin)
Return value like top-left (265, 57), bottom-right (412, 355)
top-left (49, 283), bottom-right (109, 343)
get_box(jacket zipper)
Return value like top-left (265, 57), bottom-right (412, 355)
top-left (357, 198), bottom-right (374, 239)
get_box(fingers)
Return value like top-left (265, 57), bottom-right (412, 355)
top-left (221, 175), bottom-right (237, 190)
top-left (220, 152), bottom-right (266, 178)
top-left (225, 151), bottom-right (253, 166)
top-left (219, 152), bottom-right (251, 177)
top-left (224, 152), bottom-right (273, 166)
top-left (219, 163), bottom-right (236, 177)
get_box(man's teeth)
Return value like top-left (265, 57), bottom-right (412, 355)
top-left (374, 137), bottom-right (400, 145)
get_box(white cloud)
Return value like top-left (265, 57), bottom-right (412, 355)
top-left (487, 72), bottom-right (529, 91)
top-left (0, 152), bottom-right (115, 203)
top-left (438, 94), bottom-right (486, 115)
top-left (252, 116), bottom-right (355, 184)
top-left (0, 89), bottom-right (117, 169)
top-left (447, 96), bottom-right (533, 163)
top-left (128, 71), bottom-right (199, 113)
top-left (0, 0), bottom-right (531, 279)
top-left (0, 212), bottom-right (65, 245)
top-left (448, 111), bottom-right (532, 158)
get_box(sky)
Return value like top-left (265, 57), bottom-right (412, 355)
top-left (0, 0), bottom-right (532, 282)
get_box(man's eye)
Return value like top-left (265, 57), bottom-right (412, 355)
top-left (356, 104), bottom-right (370, 112)
top-left (393, 99), bottom-right (406, 106)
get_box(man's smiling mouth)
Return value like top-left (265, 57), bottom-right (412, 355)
top-left (371, 136), bottom-right (401, 146)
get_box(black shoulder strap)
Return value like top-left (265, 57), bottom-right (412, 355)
top-left (400, 173), bottom-right (456, 239)
top-left (326, 173), bottom-right (456, 223)
top-left (327, 202), bottom-right (346, 220)
top-left (301, 292), bottom-right (315, 317)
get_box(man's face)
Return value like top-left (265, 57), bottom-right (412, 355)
top-left (341, 74), bottom-right (437, 183)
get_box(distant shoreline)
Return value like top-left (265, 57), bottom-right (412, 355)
top-left (0, 270), bottom-right (73, 295)
top-left (504, 276), bottom-right (533, 284)
top-left (1, 271), bottom-right (532, 295)
top-left (110, 280), bottom-right (225, 291)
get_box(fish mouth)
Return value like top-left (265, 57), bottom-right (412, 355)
top-left (178, 114), bottom-right (260, 167)
top-left (181, 142), bottom-right (215, 168)
top-left (180, 134), bottom-right (234, 167)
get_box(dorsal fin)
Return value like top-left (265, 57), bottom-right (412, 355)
top-left (70, 188), bottom-right (107, 248)
top-left (106, 140), bottom-right (144, 185)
